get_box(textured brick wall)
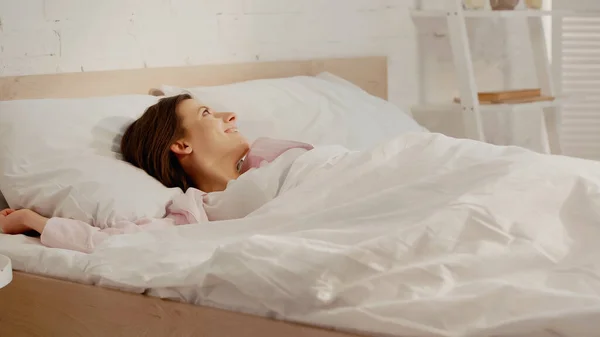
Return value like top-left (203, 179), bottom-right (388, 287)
top-left (0, 0), bottom-right (420, 105)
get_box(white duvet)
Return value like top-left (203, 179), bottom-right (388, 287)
top-left (3, 132), bottom-right (600, 337)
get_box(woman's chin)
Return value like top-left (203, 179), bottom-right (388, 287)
top-left (230, 131), bottom-right (246, 140)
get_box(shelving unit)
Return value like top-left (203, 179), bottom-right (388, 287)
top-left (410, 0), bottom-right (600, 155)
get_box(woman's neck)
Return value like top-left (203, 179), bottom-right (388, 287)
top-left (187, 150), bottom-right (247, 193)
top-left (193, 164), bottom-right (240, 193)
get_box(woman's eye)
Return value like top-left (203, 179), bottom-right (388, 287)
top-left (202, 109), bottom-right (210, 116)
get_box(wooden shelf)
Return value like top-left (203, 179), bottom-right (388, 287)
top-left (412, 95), bottom-right (571, 113)
top-left (411, 9), bottom-right (600, 18)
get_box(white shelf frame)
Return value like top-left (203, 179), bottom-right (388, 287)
top-left (411, 0), bottom-right (573, 155)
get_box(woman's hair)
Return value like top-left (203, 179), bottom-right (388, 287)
top-left (121, 93), bottom-right (195, 191)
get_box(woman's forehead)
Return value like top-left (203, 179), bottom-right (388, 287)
top-left (176, 98), bottom-right (203, 118)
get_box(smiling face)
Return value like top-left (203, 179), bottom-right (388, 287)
top-left (169, 98), bottom-right (249, 172)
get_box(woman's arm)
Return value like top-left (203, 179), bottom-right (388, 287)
top-left (40, 216), bottom-right (179, 253)
top-left (0, 208), bottom-right (178, 253)
top-left (0, 188), bottom-right (210, 253)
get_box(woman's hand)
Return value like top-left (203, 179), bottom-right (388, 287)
top-left (0, 209), bottom-right (49, 235)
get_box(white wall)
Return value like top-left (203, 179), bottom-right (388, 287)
top-left (0, 0), bottom-right (543, 149)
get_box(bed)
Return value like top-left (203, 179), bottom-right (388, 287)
top-left (0, 57), bottom-right (387, 337)
top-left (3, 56), bottom-right (600, 337)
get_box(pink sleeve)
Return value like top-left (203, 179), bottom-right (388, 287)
top-left (40, 188), bottom-right (209, 253)
top-left (240, 137), bottom-right (313, 173)
top-left (40, 217), bottom-right (177, 253)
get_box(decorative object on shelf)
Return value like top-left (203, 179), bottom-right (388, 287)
top-left (463, 0), bottom-right (485, 10)
top-left (455, 88), bottom-right (558, 105)
top-left (490, 0), bottom-right (519, 10)
top-left (452, 88), bottom-right (551, 104)
top-left (525, 0), bottom-right (543, 9)
top-left (454, 95), bottom-right (555, 105)
top-left (479, 88), bottom-right (541, 101)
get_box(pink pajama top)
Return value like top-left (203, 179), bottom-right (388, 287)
top-left (40, 138), bottom-right (314, 253)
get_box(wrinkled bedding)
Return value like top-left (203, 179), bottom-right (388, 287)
top-left (3, 132), bottom-right (600, 337)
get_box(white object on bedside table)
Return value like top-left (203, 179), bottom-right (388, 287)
top-left (0, 255), bottom-right (12, 289)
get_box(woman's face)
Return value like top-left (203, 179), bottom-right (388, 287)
top-left (172, 98), bottom-right (248, 166)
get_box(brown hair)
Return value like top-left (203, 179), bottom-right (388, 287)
top-left (121, 93), bottom-right (194, 191)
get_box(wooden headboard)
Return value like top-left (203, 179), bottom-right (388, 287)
top-left (0, 57), bottom-right (387, 101)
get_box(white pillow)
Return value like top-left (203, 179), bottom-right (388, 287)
top-left (0, 95), bottom-right (182, 227)
top-left (315, 72), bottom-right (429, 144)
top-left (160, 73), bottom-right (425, 150)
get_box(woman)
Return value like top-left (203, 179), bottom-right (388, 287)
top-left (0, 94), bottom-right (313, 253)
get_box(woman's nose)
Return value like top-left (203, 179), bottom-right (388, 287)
top-left (220, 112), bottom-right (237, 123)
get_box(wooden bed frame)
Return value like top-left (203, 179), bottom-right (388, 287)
top-left (0, 57), bottom-right (387, 337)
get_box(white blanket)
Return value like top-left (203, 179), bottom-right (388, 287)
top-left (3, 132), bottom-right (600, 337)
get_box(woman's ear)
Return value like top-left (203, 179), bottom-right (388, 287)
top-left (170, 139), bottom-right (193, 155)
